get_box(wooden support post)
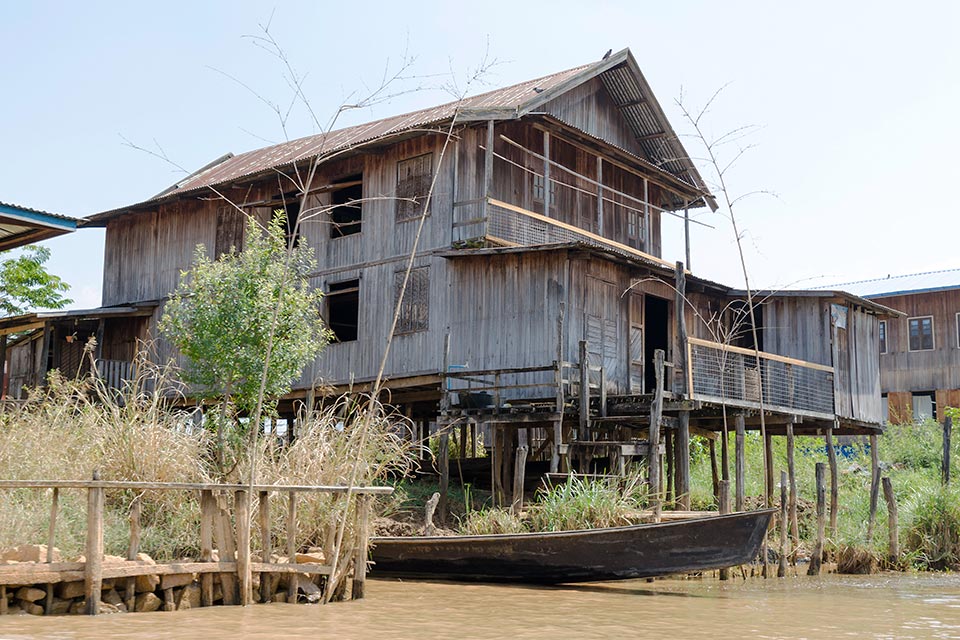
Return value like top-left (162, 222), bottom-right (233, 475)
top-left (649, 349), bottom-right (664, 521)
top-left (235, 490), bottom-right (251, 606)
top-left (778, 471), bottom-right (788, 578)
top-left (512, 429), bottom-right (529, 514)
top-left (882, 477), bottom-right (899, 565)
top-left (718, 479), bottom-right (730, 581)
top-left (709, 438), bottom-right (720, 504)
top-left (786, 423), bottom-right (799, 558)
top-left (542, 130), bottom-right (551, 216)
top-left (438, 429), bottom-right (450, 524)
top-left (214, 493), bottom-right (238, 606)
top-left (867, 433), bottom-right (880, 541)
top-left (84, 473), bottom-right (104, 615)
top-left (484, 121), bottom-right (495, 207)
top-left (721, 416), bottom-right (730, 484)
top-left (286, 492), bottom-right (297, 604)
top-left (459, 422), bottom-right (467, 459)
top-left (735, 413), bottom-right (745, 512)
top-left (579, 340), bottom-right (589, 433)
top-left (677, 411), bottom-right (691, 510)
top-left (764, 432), bottom-right (774, 509)
top-left (0, 586), bottom-right (6, 615)
top-left (826, 424), bottom-right (839, 539)
top-left (674, 261), bottom-right (688, 397)
top-left (352, 495), bottom-right (372, 600)
top-left (45, 487), bottom-right (59, 614)
top-left (258, 491), bottom-right (272, 603)
top-left (125, 497), bottom-right (141, 611)
top-left (665, 429), bottom-right (674, 505)
top-left (808, 462), bottom-right (826, 576)
top-left (199, 490), bottom-right (215, 607)
top-left (944, 416), bottom-right (953, 486)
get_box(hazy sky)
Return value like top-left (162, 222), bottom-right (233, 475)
top-left (2, 1), bottom-right (957, 309)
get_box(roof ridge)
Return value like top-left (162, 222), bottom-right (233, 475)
top-left (826, 267), bottom-right (960, 289)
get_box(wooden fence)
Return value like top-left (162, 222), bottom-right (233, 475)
top-left (0, 479), bottom-right (392, 615)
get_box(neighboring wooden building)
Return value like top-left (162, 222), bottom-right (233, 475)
top-left (7, 50), bottom-right (898, 506)
top-left (827, 269), bottom-right (960, 423)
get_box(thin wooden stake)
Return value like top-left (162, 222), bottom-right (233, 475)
top-left (352, 495), bottom-right (372, 600)
top-left (808, 463), bottom-right (826, 575)
top-left (512, 429), bottom-right (529, 514)
top-left (286, 491), bottom-right (297, 604)
top-left (438, 429), bottom-right (450, 524)
top-left (235, 490), bottom-right (252, 606)
top-left (125, 497), bottom-right (141, 611)
top-left (259, 491), bottom-right (272, 603)
top-left (709, 439), bottom-right (720, 503)
top-left (677, 411), bottom-right (691, 510)
top-left (214, 493), bottom-right (238, 605)
top-left (826, 424), bottom-right (839, 539)
top-left (778, 471), bottom-right (788, 578)
top-left (764, 432), bottom-right (774, 508)
top-left (786, 422), bottom-right (799, 559)
top-left (718, 479), bottom-right (730, 581)
top-left (944, 416), bottom-right (953, 486)
top-left (45, 487), bottom-right (59, 615)
top-left (649, 349), bottom-right (664, 522)
top-left (882, 477), bottom-right (899, 565)
top-left (734, 413), bottom-right (745, 511)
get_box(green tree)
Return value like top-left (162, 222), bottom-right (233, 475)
top-left (0, 246), bottom-right (71, 316)
top-left (160, 213), bottom-right (329, 420)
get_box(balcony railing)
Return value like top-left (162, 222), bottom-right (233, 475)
top-left (687, 337), bottom-right (836, 420)
top-left (451, 197), bottom-right (674, 269)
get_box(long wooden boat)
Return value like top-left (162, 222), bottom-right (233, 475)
top-left (370, 509), bottom-right (775, 583)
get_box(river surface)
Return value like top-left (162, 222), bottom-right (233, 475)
top-left (1, 573), bottom-right (958, 639)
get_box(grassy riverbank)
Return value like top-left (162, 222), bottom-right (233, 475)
top-left (689, 419), bottom-right (960, 570)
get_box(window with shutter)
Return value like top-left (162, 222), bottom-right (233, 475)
top-left (394, 267), bottom-right (429, 334)
top-left (395, 153), bottom-right (433, 222)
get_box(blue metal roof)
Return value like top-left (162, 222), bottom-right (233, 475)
top-left (821, 268), bottom-right (960, 299)
top-left (0, 201), bottom-right (78, 250)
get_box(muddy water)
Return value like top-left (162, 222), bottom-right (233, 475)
top-left (2, 574), bottom-right (959, 639)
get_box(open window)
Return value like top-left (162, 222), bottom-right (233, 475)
top-left (396, 153), bottom-right (433, 222)
top-left (326, 279), bottom-right (359, 342)
top-left (394, 267), bottom-right (429, 334)
top-left (330, 174), bottom-right (363, 238)
top-left (272, 198), bottom-right (301, 248)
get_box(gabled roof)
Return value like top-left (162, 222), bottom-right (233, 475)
top-left (87, 48), bottom-right (711, 224)
top-left (0, 202), bottom-right (78, 250)
top-left (821, 268), bottom-right (960, 299)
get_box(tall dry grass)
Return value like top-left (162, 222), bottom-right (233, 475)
top-left (0, 358), bottom-right (417, 563)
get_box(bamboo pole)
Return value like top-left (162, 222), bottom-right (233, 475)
top-left (882, 477), bottom-right (899, 565)
top-left (808, 463), bottom-right (825, 576)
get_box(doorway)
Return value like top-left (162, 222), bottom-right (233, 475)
top-left (644, 295), bottom-right (669, 392)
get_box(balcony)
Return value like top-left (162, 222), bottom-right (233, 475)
top-left (686, 337), bottom-right (836, 421)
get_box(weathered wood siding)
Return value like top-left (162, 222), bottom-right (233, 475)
top-left (7, 333), bottom-right (43, 399)
top-left (763, 298), bottom-right (833, 367)
top-left (873, 289), bottom-right (960, 393)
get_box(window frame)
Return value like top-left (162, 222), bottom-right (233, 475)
top-left (956, 312), bottom-right (960, 349)
top-left (907, 315), bottom-right (935, 352)
top-left (329, 174), bottom-right (363, 239)
top-left (393, 266), bottom-right (430, 335)
top-left (878, 320), bottom-right (887, 355)
top-left (325, 279), bottom-right (360, 343)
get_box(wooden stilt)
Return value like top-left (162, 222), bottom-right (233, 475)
top-left (808, 463), bottom-right (826, 576)
top-left (438, 429), bottom-right (450, 524)
top-left (786, 423), bottom-right (799, 560)
top-left (709, 438), bottom-right (720, 504)
top-left (665, 429), bottom-right (674, 505)
top-left (943, 416), bottom-right (953, 486)
top-left (286, 492), bottom-right (297, 604)
top-left (882, 477), bottom-right (899, 565)
top-left (734, 413), bottom-right (745, 511)
top-left (718, 479), bottom-right (730, 581)
top-left (236, 490), bottom-right (252, 605)
top-left (200, 490), bottom-right (215, 607)
top-left (778, 470), bottom-right (788, 577)
top-left (649, 350), bottom-right (664, 521)
top-left (764, 432), bottom-right (774, 508)
top-left (215, 493), bottom-right (239, 605)
top-left (512, 429), bottom-right (529, 514)
top-left (867, 433), bottom-right (880, 541)
top-left (826, 424), bottom-right (839, 539)
top-left (352, 495), bottom-right (372, 599)
top-left (258, 491), bottom-right (272, 603)
top-left (677, 411), bottom-right (691, 510)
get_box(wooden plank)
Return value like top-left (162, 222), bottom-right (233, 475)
top-left (687, 337), bottom-right (836, 372)
top-left (84, 481), bottom-right (104, 615)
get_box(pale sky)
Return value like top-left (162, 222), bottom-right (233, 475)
top-left (2, 0), bottom-right (957, 309)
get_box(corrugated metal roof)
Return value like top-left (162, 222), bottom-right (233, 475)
top-left (0, 201), bottom-right (78, 250)
top-left (820, 269), bottom-right (960, 298)
top-left (89, 49), bottom-right (711, 222)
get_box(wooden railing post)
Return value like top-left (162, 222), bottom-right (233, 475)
top-left (44, 487), bottom-right (59, 614)
top-left (84, 472), bottom-right (104, 615)
top-left (649, 349), bottom-right (664, 522)
top-left (352, 494), bottom-right (372, 600)
top-left (235, 490), bottom-right (252, 606)
top-left (579, 340), bottom-right (589, 434)
top-left (214, 492), bottom-right (238, 605)
top-left (258, 491), bottom-right (272, 603)
top-left (200, 490), bottom-right (215, 606)
top-left (286, 491), bottom-right (297, 604)
top-left (735, 413), bottom-right (745, 512)
top-left (125, 497), bottom-right (141, 611)
top-left (778, 470), bottom-right (788, 578)
top-left (808, 462), bottom-right (826, 576)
